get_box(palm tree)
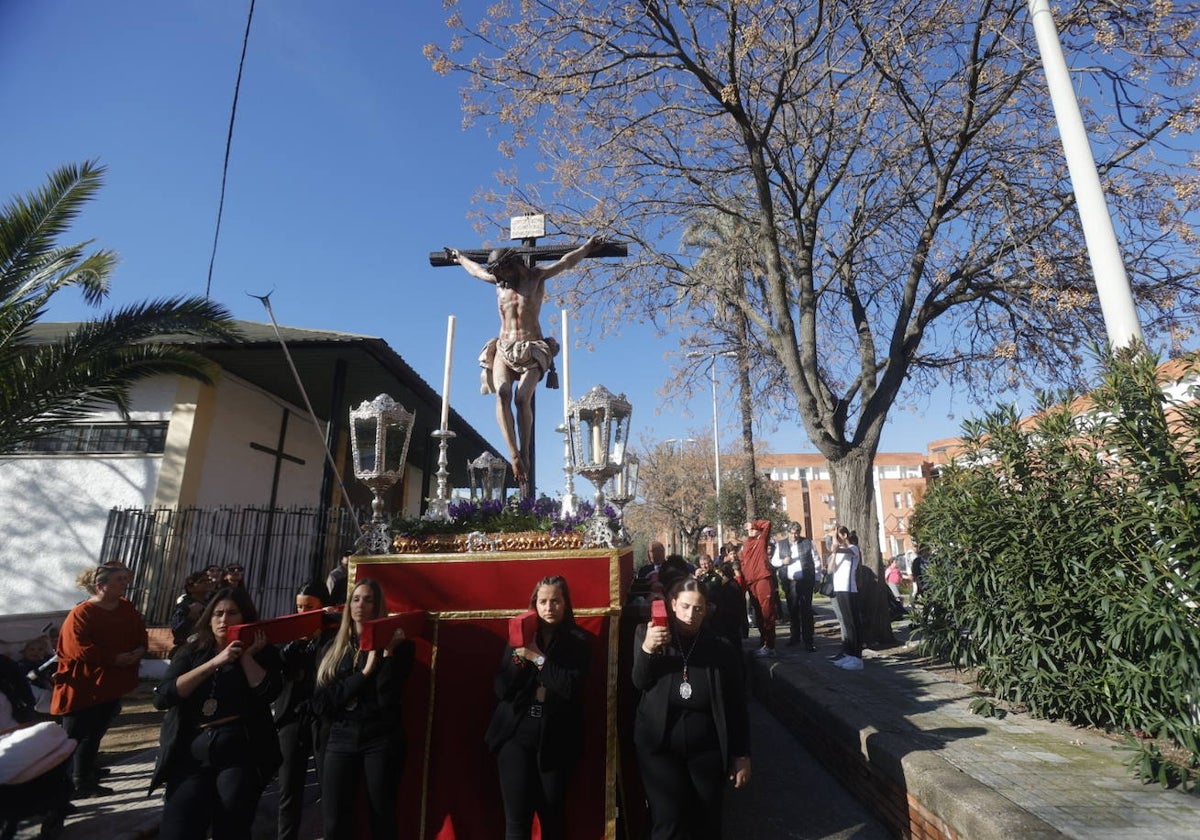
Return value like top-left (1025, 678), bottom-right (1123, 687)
top-left (0, 160), bottom-right (237, 452)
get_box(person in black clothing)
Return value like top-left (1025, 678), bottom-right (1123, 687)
top-left (273, 581), bottom-right (334, 840)
top-left (633, 577), bottom-right (751, 840)
top-left (169, 571), bottom-right (216, 654)
top-left (485, 575), bottom-right (592, 840)
top-left (310, 579), bottom-right (413, 840)
top-left (151, 587), bottom-right (284, 840)
top-left (706, 562), bottom-right (746, 652)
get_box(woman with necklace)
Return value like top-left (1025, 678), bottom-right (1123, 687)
top-left (310, 578), bottom-right (413, 840)
top-left (51, 564), bottom-right (147, 798)
top-left (633, 578), bottom-right (751, 840)
top-left (151, 586), bottom-right (283, 840)
top-left (486, 575), bottom-right (592, 840)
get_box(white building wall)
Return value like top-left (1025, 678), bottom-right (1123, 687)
top-left (0, 379), bottom-right (175, 614)
top-left (192, 375), bottom-right (327, 508)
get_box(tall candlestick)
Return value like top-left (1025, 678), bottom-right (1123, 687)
top-left (561, 309), bottom-right (571, 422)
top-left (440, 315), bottom-right (456, 431)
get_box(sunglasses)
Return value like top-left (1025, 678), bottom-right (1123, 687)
top-left (226, 566), bottom-right (244, 573)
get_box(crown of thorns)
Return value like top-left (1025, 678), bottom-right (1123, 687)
top-left (487, 248), bottom-right (519, 270)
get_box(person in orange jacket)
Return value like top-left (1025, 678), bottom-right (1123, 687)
top-left (51, 564), bottom-right (147, 797)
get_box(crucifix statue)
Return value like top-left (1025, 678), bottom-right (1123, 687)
top-left (430, 223), bottom-right (626, 498)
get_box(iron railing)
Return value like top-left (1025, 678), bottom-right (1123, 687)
top-left (100, 505), bottom-right (363, 624)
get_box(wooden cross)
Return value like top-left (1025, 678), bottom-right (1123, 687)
top-left (249, 408), bottom-right (307, 511)
top-left (428, 228), bottom-right (627, 498)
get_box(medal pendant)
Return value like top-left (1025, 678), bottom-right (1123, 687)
top-left (679, 679), bottom-right (693, 700)
top-left (202, 698), bottom-right (218, 717)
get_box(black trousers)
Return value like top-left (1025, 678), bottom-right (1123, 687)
top-left (784, 577), bottom-right (815, 646)
top-left (638, 710), bottom-right (725, 840)
top-left (321, 728), bottom-right (403, 840)
top-left (160, 726), bottom-right (264, 840)
top-left (495, 714), bottom-right (570, 840)
top-left (276, 719), bottom-right (316, 840)
top-left (60, 698), bottom-right (120, 785)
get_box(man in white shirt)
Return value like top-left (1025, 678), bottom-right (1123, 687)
top-left (772, 523), bottom-right (820, 650)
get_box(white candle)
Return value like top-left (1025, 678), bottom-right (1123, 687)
top-left (561, 309), bottom-right (571, 422)
top-left (440, 315), bottom-right (456, 431)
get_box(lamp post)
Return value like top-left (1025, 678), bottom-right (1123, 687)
top-left (687, 350), bottom-right (736, 547)
top-left (567, 384), bottom-right (633, 548)
top-left (348, 394), bottom-right (416, 554)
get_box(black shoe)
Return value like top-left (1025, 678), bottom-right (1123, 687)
top-left (805, 644), bottom-right (817, 652)
top-left (39, 808), bottom-right (67, 840)
top-left (826, 652), bottom-right (846, 661)
top-left (72, 783), bottom-right (114, 799)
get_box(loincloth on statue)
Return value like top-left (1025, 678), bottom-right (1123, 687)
top-left (478, 336), bottom-right (560, 395)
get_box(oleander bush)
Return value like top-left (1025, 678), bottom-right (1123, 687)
top-left (912, 349), bottom-right (1200, 789)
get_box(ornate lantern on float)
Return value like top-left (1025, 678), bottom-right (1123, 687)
top-left (607, 453), bottom-right (639, 546)
top-left (567, 384), bottom-right (633, 548)
top-left (349, 394), bottom-right (415, 554)
top-left (468, 451), bottom-right (508, 503)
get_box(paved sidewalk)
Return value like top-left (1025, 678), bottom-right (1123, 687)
top-left (751, 613), bottom-right (1200, 840)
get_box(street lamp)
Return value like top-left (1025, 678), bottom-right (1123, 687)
top-left (687, 349), bottom-right (736, 546)
top-left (349, 393), bottom-right (416, 554)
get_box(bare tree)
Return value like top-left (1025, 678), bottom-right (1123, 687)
top-left (627, 435), bottom-right (715, 555)
top-left (428, 2), bottom-right (1200, 641)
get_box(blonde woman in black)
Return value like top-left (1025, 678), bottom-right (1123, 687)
top-left (633, 578), bottom-right (751, 840)
top-left (310, 579), bottom-right (413, 840)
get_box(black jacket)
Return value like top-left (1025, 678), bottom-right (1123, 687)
top-left (631, 622), bottom-right (750, 769)
top-left (150, 643), bottom-right (284, 793)
top-left (484, 623), bottom-right (592, 771)
top-left (309, 637), bottom-right (415, 745)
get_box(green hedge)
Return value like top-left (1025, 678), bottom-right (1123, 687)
top-left (911, 349), bottom-right (1200, 789)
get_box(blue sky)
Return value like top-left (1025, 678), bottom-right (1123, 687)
top-left (1, 1), bottom-right (974, 493)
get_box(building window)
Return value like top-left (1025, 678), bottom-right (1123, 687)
top-left (8, 422), bottom-right (169, 455)
top-left (892, 492), bottom-right (902, 508)
top-left (905, 491), bottom-right (914, 508)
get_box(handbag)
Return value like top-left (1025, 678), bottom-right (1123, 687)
top-left (818, 572), bottom-right (835, 597)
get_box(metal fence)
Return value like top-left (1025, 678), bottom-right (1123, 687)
top-left (100, 505), bottom-right (363, 624)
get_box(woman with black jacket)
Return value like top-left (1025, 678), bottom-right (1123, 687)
top-left (633, 578), bottom-right (751, 840)
top-left (272, 581), bottom-right (335, 840)
top-left (151, 587), bottom-right (283, 840)
top-left (310, 579), bottom-right (413, 840)
top-left (485, 575), bottom-right (592, 840)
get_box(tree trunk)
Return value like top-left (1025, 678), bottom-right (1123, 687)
top-left (736, 311), bottom-right (760, 520)
top-left (826, 446), bottom-right (896, 648)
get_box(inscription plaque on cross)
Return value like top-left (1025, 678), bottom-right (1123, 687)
top-left (429, 217), bottom-right (627, 499)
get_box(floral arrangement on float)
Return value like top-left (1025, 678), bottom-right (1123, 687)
top-left (390, 496), bottom-right (620, 553)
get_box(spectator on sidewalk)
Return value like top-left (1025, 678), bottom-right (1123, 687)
top-left (51, 565), bottom-right (147, 798)
top-left (740, 519), bottom-right (777, 657)
top-left (776, 523), bottom-right (819, 651)
top-left (829, 527), bottom-right (864, 671)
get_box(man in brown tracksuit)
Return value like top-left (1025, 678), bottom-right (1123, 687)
top-left (741, 519), bottom-right (776, 657)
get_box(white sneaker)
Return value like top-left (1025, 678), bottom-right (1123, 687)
top-left (834, 655), bottom-right (863, 670)
top-left (752, 646), bottom-right (776, 658)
